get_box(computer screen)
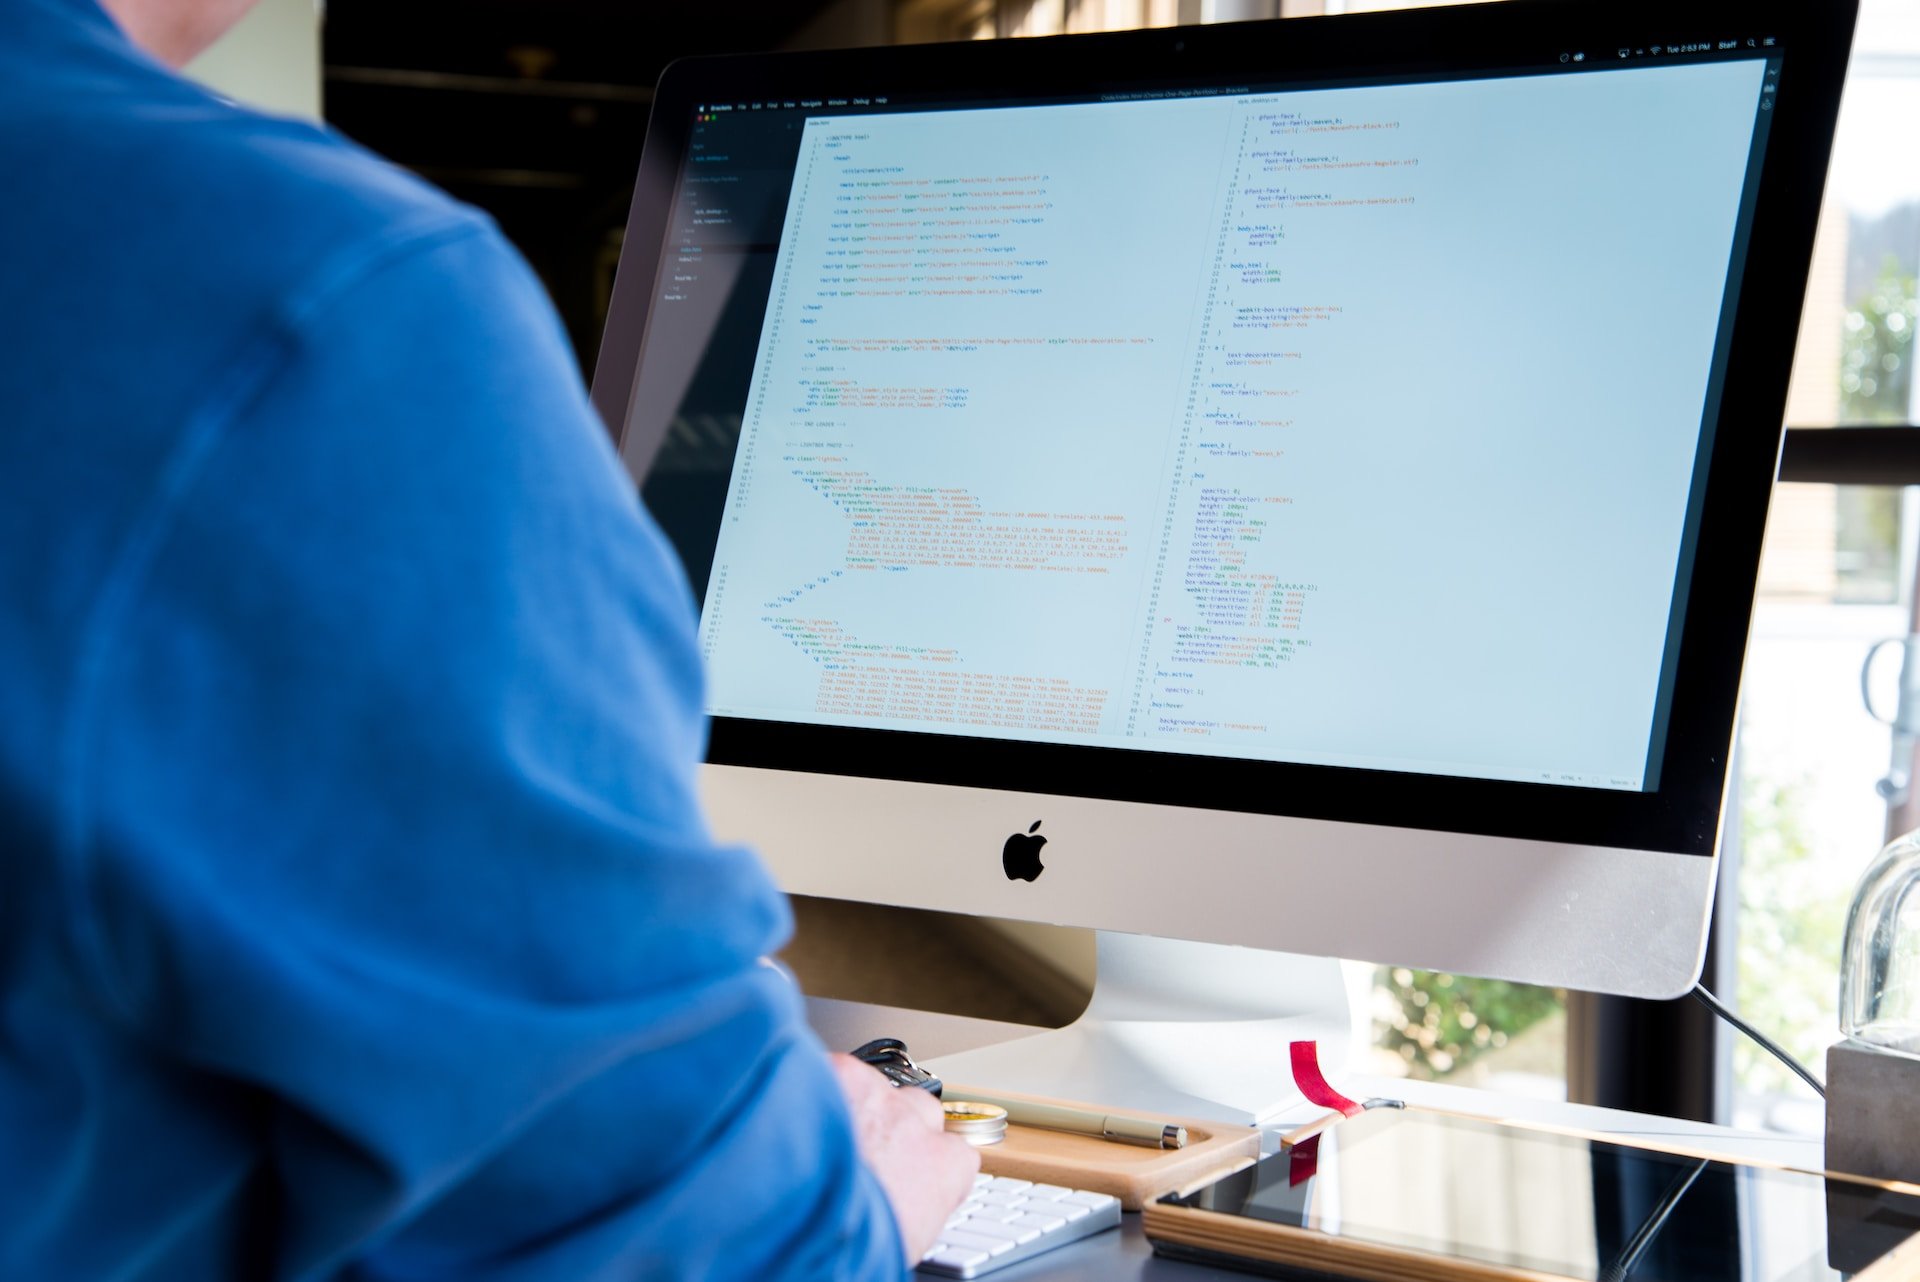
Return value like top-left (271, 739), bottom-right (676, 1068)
top-left (693, 62), bottom-right (1763, 794)
top-left (592, 0), bottom-right (1854, 1112)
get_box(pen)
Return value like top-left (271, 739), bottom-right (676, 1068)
top-left (952, 1091), bottom-right (1187, 1149)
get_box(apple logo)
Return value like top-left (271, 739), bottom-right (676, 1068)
top-left (1002, 821), bottom-right (1047, 882)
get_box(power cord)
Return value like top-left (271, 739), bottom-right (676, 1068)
top-left (1689, 983), bottom-right (1826, 1099)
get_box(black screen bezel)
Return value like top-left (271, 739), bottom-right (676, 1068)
top-left (590, 0), bottom-right (1857, 858)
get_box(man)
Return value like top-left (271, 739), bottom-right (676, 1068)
top-left (0, 0), bottom-right (978, 1276)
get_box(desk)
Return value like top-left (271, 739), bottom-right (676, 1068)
top-left (807, 996), bottom-right (1828, 1281)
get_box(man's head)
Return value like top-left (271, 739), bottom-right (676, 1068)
top-left (97, 0), bottom-right (262, 67)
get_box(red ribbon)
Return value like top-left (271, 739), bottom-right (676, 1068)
top-left (1288, 1133), bottom-right (1321, 1186)
top-left (1290, 1039), bottom-right (1364, 1118)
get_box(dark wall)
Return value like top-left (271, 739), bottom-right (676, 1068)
top-left (323, 2), bottom-right (839, 370)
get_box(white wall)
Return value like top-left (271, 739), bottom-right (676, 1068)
top-left (186, 0), bottom-right (323, 120)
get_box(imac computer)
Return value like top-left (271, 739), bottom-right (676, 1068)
top-left (591, 0), bottom-right (1856, 1121)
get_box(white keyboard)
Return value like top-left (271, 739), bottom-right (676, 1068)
top-left (917, 1174), bottom-right (1122, 1278)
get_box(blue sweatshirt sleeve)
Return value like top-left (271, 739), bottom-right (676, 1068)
top-left (63, 214), bottom-right (907, 1282)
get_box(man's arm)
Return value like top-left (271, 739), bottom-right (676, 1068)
top-left (63, 215), bottom-right (962, 1279)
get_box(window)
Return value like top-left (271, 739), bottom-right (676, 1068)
top-left (1733, 0), bottom-right (1920, 1132)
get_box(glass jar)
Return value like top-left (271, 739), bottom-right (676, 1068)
top-left (1839, 828), bottom-right (1920, 1057)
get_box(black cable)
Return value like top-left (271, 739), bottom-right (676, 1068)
top-left (1600, 1158), bottom-right (1709, 1282)
top-left (1689, 983), bottom-right (1826, 1100)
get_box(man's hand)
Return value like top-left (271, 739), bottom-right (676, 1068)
top-left (827, 1052), bottom-right (980, 1266)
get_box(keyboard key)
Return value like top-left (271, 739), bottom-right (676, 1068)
top-left (987, 1219), bottom-right (1045, 1245)
top-left (925, 1246), bottom-right (991, 1271)
top-left (916, 1179), bottom-right (1121, 1278)
top-left (1062, 1191), bottom-right (1119, 1212)
top-left (958, 1220), bottom-right (1031, 1244)
top-left (966, 1205), bottom-right (1022, 1223)
top-left (940, 1228), bottom-right (1017, 1258)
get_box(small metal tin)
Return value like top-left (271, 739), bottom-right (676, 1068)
top-left (942, 1101), bottom-right (1009, 1147)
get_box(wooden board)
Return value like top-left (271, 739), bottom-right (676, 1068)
top-left (945, 1084), bottom-right (1261, 1211)
top-left (1144, 1200), bottom-right (1567, 1282)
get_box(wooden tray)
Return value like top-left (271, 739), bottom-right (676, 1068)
top-left (1140, 1106), bottom-right (1920, 1281)
top-left (946, 1084), bottom-right (1261, 1211)
top-left (1144, 1194), bottom-right (1920, 1282)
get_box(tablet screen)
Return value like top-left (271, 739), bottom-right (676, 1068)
top-left (1160, 1109), bottom-right (1920, 1280)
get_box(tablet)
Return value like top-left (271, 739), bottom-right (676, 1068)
top-left (1146, 1108), bottom-right (1920, 1281)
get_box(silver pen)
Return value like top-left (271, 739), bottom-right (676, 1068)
top-left (953, 1091), bottom-right (1187, 1149)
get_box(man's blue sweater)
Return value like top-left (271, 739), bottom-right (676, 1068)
top-left (0, 1), bottom-right (903, 1277)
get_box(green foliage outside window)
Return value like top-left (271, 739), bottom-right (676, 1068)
top-left (1831, 256), bottom-right (1915, 602)
top-left (1734, 772), bottom-right (1852, 1097)
top-left (1376, 967), bottom-right (1561, 1079)
top-left (1842, 256), bottom-right (1917, 424)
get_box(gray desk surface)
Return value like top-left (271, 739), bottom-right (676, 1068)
top-left (805, 996), bottom-right (1826, 1282)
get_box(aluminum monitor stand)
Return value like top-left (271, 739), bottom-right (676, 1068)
top-left (928, 931), bottom-right (1351, 1126)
